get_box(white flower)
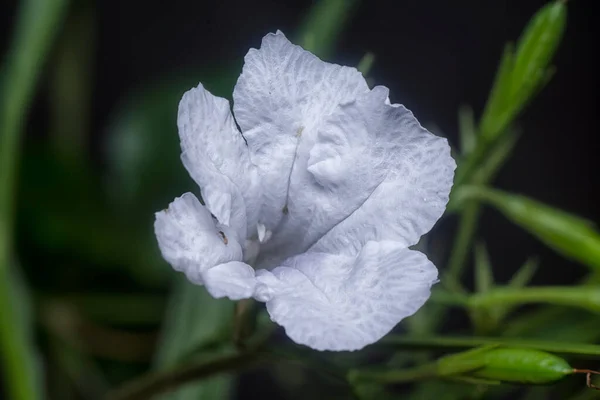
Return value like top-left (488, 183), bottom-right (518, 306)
top-left (155, 31), bottom-right (455, 351)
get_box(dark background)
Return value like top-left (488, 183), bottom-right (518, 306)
top-left (1, 0), bottom-right (598, 398)
top-left (75, 0), bottom-right (600, 284)
top-left (0, 0), bottom-right (597, 299)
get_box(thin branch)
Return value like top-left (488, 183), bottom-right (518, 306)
top-left (106, 351), bottom-right (262, 400)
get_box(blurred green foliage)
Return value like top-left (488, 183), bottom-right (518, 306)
top-left (1, 0), bottom-right (599, 400)
top-left (459, 186), bottom-right (600, 273)
top-left (0, 1), bottom-right (69, 399)
top-left (152, 277), bottom-right (235, 400)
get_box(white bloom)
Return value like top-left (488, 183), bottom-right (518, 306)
top-left (155, 31), bottom-right (455, 351)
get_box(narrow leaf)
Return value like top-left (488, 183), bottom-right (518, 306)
top-left (458, 105), bottom-right (477, 156)
top-left (461, 186), bottom-right (600, 272)
top-left (0, 266), bottom-right (44, 400)
top-left (474, 241), bottom-right (494, 293)
top-left (509, 257), bottom-right (540, 288)
top-left (296, 0), bottom-right (360, 59)
top-left (0, 0), bottom-right (69, 399)
top-left (510, 0), bottom-right (566, 102)
top-left (357, 51), bottom-right (375, 77)
top-left (479, 43), bottom-right (515, 140)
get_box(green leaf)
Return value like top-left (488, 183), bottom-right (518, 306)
top-left (478, 43), bottom-right (515, 141)
top-left (509, 1), bottom-right (566, 105)
top-left (296, 0), bottom-right (360, 58)
top-left (0, 0), bottom-right (69, 257)
top-left (459, 186), bottom-right (600, 272)
top-left (509, 257), bottom-right (539, 289)
top-left (0, 265), bottom-right (44, 400)
top-left (0, 0), bottom-right (69, 399)
top-left (437, 345), bottom-right (496, 377)
top-left (153, 276), bottom-right (235, 400)
top-left (466, 348), bottom-right (572, 384)
top-left (479, 0), bottom-right (566, 143)
top-left (455, 1), bottom-right (566, 190)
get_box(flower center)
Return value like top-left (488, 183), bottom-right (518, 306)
top-left (243, 223), bottom-right (273, 265)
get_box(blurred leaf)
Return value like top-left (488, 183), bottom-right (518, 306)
top-left (380, 335), bottom-right (600, 357)
top-left (458, 105), bottom-right (477, 156)
top-left (443, 199), bottom-right (479, 294)
top-left (474, 242), bottom-right (494, 294)
top-left (568, 383), bottom-right (600, 400)
top-left (508, 257), bottom-right (539, 289)
top-left (0, 0), bottom-right (69, 252)
top-left (46, 293), bottom-right (165, 325)
top-left (105, 68), bottom-right (238, 220)
top-left (0, 0), bottom-right (69, 399)
top-left (48, 336), bottom-right (109, 399)
top-left (470, 242), bottom-right (499, 334)
top-left (18, 148), bottom-right (166, 286)
top-left (503, 307), bottom-right (600, 344)
top-left (353, 383), bottom-right (397, 400)
top-left (471, 128), bottom-right (520, 186)
top-left (448, 128), bottom-right (519, 212)
top-left (0, 265), bottom-right (44, 400)
top-left (477, 43), bottom-right (515, 142)
top-left (408, 380), bottom-right (487, 400)
top-left (459, 186), bottom-right (600, 272)
top-left (480, 0), bottom-right (566, 142)
top-left (488, 257), bottom-right (540, 325)
top-left (509, 1), bottom-right (566, 106)
top-left (296, 0), bottom-right (360, 58)
top-left (153, 276), bottom-right (235, 400)
top-left (470, 286), bottom-right (600, 314)
top-left (357, 52), bottom-right (375, 77)
top-left (455, 1), bottom-right (566, 189)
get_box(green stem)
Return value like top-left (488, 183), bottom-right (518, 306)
top-left (0, 1), bottom-right (69, 399)
top-left (444, 200), bottom-right (481, 293)
top-left (379, 335), bottom-right (600, 357)
top-left (470, 286), bottom-right (600, 314)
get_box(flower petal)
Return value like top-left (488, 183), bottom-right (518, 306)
top-left (256, 85), bottom-right (455, 267)
top-left (233, 31), bottom-right (369, 231)
top-left (203, 261), bottom-right (257, 300)
top-left (254, 241), bottom-right (438, 351)
top-left (178, 84), bottom-right (259, 238)
top-left (307, 86), bottom-right (456, 255)
top-left (155, 193), bottom-right (255, 300)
